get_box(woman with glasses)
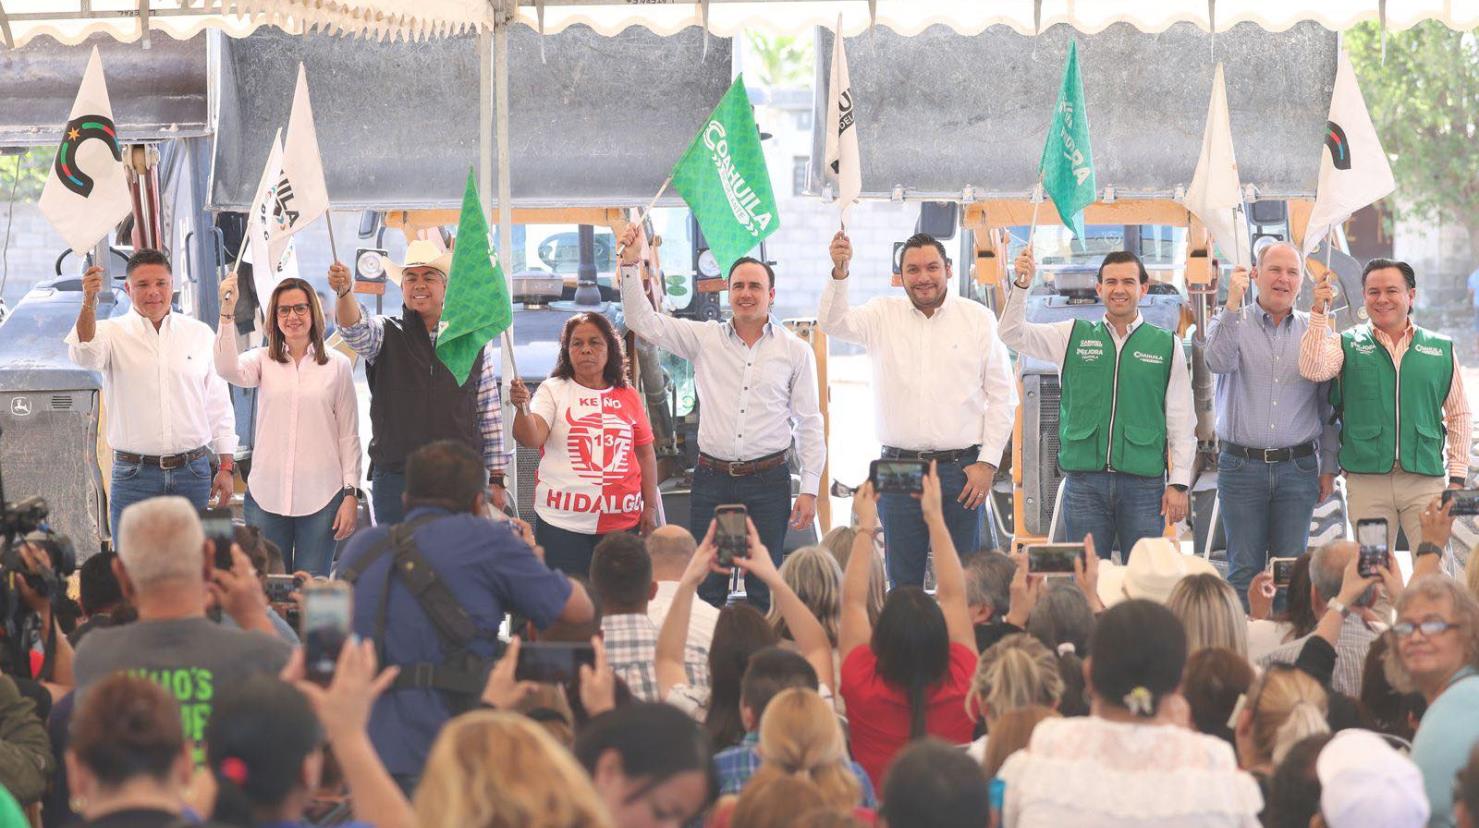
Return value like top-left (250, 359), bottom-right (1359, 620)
top-left (216, 274), bottom-right (361, 576)
top-left (1382, 573), bottom-right (1479, 827)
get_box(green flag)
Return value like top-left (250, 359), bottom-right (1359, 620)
top-left (1039, 41), bottom-right (1096, 239)
top-left (436, 170), bottom-right (513, 385)
top-left (671, 74), bottom-right (780, 274)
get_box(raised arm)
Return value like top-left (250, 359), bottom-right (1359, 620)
top-left (65, 265), bottom-right (109, 368)
top-left (328, 262), bottom-right (385, 362)
top-left (617, 225), bottom-right (704, 359)
top-left (657, 525), bottom-right (719, 699)
top-left (999, 250), bottom-right (1074, 363)
top-left (735, 518), bottom-right (836, 690)
top-left (840, 484), bottom-right (880, 659)
top-left (1298, 275), bottom-right (1344, 382)
top-left (212, 272), bottom-right (262, 388)
top-left (1201, 266), bottom-right (1249, 373)
top-left (922, 463), bottom-right (977, 653)
top-left (817, 231), bottom-right (878, 346)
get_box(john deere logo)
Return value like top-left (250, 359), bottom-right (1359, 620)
top-left (9, 397), bottom-right (31, 417)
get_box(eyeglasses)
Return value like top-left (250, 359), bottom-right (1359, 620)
top-left (276, 303), bottom-right (312, 318)
top-left (1392, 619), bottom-right (1461, 638)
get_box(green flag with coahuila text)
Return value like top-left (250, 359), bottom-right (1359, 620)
top-left (1039, 41), bottom-right (1096, 239)
top-left (436, 169), bottom-right (513, 385)
top-left (671, 75), bottom-right (780, 274)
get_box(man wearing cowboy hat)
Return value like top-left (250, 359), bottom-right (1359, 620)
top-left (329, 241), bottom-right (508, 525)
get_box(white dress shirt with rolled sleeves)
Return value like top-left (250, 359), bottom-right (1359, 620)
top-left (998, 284), bottom-right (1196, 487)
top-left (214, 330), bottom-right (362, 517)
top-left (66, 311), bottom-right (237, 457)
top-left (621, 268), bottom-right (825, 495)
top-left (818, 278), bottom-right (1018, 462)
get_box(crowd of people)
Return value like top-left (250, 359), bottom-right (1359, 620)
top-left (0, 221), bottom-right (1463, 826)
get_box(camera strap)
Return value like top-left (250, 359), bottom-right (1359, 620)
top-left (341, 515), bottom-right (495, 701)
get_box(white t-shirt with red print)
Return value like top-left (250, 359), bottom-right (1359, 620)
top-left (531, 377), bottom-right (654, 534)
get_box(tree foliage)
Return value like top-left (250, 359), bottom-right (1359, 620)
top-left (744, 33), bottom-right (812, 88)
top-left (1346, 22), bottom-right (1479, 236)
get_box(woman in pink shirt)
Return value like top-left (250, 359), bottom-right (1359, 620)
top-left (215, 275), bottom-right (361, 575)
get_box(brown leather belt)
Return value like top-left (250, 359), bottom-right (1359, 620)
top-left (114, 446), bottom-right (211, 470)
top-left (697, 451), bottom-right (788, 477)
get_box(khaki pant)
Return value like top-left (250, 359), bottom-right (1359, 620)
top-left (1345, 470), bottom-right (1446, 551)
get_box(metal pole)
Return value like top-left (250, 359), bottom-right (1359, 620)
top-left (495, 6), bottom-right (514, 276)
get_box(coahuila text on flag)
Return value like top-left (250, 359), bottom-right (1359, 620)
top-left (672, 75), bottom-right (780, 274)
top-left (1038, 40), bottom-right (1096, 240)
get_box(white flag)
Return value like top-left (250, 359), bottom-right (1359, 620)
top-left (279, 63), bottom-right (331, 237)
top-left (246, 131), bottom-right (295, 308)
top-left (824, 17), bottom-right (861, 224)
top-left (38, 47), bottom-right (133, 256)
top-left (1183, 64), bottom-right (1249, 268)
top-left (1303, 49), bottom-right (1395, 258)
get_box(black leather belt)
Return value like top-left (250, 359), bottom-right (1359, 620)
top-left (697, 450), bottom-right (787, 477)
top-left (1220, 441), bottom-right (1317, 463)
top-left (882, 445), bottom-right (981, 464)
top-left (114, 446), bottom-right (211, 470)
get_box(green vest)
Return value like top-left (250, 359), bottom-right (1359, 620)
top-left (1330, 325), bottom-right (1453, 477)
top-left (1058, 319), bottom-right (1175, 478)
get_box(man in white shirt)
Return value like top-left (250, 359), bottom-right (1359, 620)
top-left (1001, 249), bottom-right (1194, 559)
top-left (66, 251), bottom-right (237, 538)
top-left (821, 232), bottom-right (1017, 587)
top-left (645, 524), bottom-right (719, 653)
top-left (619, 226), bottom-right (824, 610)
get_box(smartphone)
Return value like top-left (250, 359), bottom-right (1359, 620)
top-left (265, 574), bottom-right (303, 603)
top-left (1442, 488), bottom-right (1479, 517)
top-left (198, 508), bottom-right (235, 570)
top-left (301, 582), bottom-right (353, 686)
top-left (1356, 518), bottom-right (1390, 578)
top-left (1026, 543), bottom-right (1085, 575)
top-left (1269, 557), bottom-right (1298, 589)
top-left (515, 641), bottom-right (596, 684)
top-left (870, 459), bottom-right (929, 495)
top-left (715, 505), bottom-right (749, 567)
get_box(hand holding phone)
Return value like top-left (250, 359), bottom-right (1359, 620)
top-left (302, 582), bottom-right (353, 686)
top-left (714, 505), bottom-right (749, 567)
top-left (1269, 557), bottom-right (1298, 589)
top-left (1026, 543), bottom-right (1085, 575)
top-left (198, 508), bottom-right (235, 570)
top-left (515, 641), bottom-right (596, 684)
top-left (1442, 488), bottom-right (1479, 516)
top-left (1356, 518), bottom-right (1390, 578)
top-left (870, 459), bottom-right (928, 495)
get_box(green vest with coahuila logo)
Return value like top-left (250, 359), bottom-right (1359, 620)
top-left (1058, 319), bottom-right (1175, 478)
top-left (1330, 324), bottom-right (1453, 477)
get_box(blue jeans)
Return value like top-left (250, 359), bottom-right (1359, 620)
top-left (109, 455), bottom-right (213, 544)
top-left (1062, 471), bottom-right (1165, 560)
top-left (691, 463), bottom-right (791, 612)
top-left (244, 489), bottom-right (346, 577)
top-left (878, 452), bottom-right (980, 588)
top-left (371, 469), bottom-right (406, 526)
top-left (1217, 449), bottom-right (1321, 609)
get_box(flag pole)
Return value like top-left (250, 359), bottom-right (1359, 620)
top-left (616, 176), bottom-right (672, 257)
top-left (1026, 174), bottom-right (1046, 249)
top-left (324, 210), bottom-right (339, 263)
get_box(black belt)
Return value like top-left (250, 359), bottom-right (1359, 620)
top-left (882, 445), bottom-right (980, 464)
top-left (1220, 441), bottom-right (1317, 463)
top-left (114, 446), bottom-right (211, 470)
top-left (697, 450), bottom-right (788, 477)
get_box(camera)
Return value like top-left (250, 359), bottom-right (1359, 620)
top-left (0, 497), bottom-right (77, 598)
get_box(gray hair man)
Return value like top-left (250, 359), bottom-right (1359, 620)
top-left (1256, 541), bottom-right (1377, 696)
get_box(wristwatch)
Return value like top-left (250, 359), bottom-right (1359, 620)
top-left (1327, 597), bottom-right (1350, 618)
top-left (1169, 484), bottom-right (1188, 493)
top-left (341, 486), bottom-right (364, 500)
top-left (1451, 476), bottom-right (1468, 487)
top-left (1416, 541), bottom-right (1445, 560)
top-left (488, 472), bottom-right (506, 488)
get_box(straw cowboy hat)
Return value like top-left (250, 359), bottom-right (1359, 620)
top-left (1096, 536), bottom-right (1220, 607)
top-left (379, 239), bottom-right (453, 286)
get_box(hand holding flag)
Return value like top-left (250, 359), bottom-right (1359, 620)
top-left (1302, 50), bottom-right (1394, 260)
top-left (824, 17), bottom-right (861, 226)
top-left (436, 170), bottom-right (514, 386)
top-left (1182, 63), bottom-right (1250, 268)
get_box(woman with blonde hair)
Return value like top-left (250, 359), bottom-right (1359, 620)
top-left (1167, 573), bottom-right (1249, 658)
top-left (982, 705), bottom-right (1060, 778)
top-left (1232, 665), bottom-right (1328, 786)
top-left (416, 711), bottom-right (613, 828)
top-left (749, 688), bottom-right (864, 812)
top-left (822, 526), bottom-right (885, 627)
top-left (965, 633), bottom-right (1065, 761)
top-left (767, 545), bottom-right (844, 647)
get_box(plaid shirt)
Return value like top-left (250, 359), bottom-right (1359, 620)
top-left (340, 306), bottom-right (507, 474)
top-left (1258, 612), bottom-right (1379, 698)
top-left (714, 732), bottom-right (878, 807)
top-left (601, 613), bottom-right (709, 703)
